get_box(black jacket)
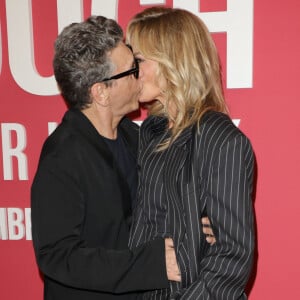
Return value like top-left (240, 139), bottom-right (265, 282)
top-left (31, 109), bottom-right (168, 300)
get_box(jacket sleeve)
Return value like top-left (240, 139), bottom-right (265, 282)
top-left (31, 155), bottom-right (168, 294)
top-left (178, 134), bottom-right (255, 299)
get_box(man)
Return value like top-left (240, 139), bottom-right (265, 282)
top-left (31, 16), bottom-right (179, 300)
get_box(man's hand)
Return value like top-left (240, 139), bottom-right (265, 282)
top-left (201, 217), bottom-right (216, 245)
top-left (165, 238), bottom-right (181, 282)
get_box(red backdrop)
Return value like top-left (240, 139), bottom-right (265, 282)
top-left (0, 0), bottom-right (299, 299)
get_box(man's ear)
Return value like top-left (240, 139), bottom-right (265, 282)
top-left (90, 82), bottom-right (110, 107)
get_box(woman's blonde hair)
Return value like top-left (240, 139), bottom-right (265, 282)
top-left (127, 7), bottom-right (228, 149)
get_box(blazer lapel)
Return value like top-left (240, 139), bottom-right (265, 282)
top-left (163, 127), bottom-right (193, 246)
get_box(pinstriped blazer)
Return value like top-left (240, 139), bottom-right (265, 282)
top-left (130, 111), bottom-right (255, 299)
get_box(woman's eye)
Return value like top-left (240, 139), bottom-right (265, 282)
top-left (135, 57), bottom-right (144, 63)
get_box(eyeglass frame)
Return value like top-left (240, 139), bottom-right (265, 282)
top-left (100, 57), bottom-right (139, 82)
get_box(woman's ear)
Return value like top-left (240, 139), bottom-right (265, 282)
top-left (90, 82), bottom-right (110, 107)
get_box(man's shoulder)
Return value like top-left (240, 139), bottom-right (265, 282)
top-left (120, 117), bottom-right (140, 133)
top-left (119, 117), bottom-right (139, 153)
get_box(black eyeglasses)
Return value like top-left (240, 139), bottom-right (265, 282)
top-left (100, 58), bottom-right (139, 82)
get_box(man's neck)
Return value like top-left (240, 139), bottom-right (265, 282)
top-left (81, 105), bottom-right (122, 139)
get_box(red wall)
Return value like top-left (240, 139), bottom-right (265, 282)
top-left (0, 1), bottom-right (299, 299)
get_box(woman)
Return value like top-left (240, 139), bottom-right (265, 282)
top-left (127, 7), bottom-right (255, 299)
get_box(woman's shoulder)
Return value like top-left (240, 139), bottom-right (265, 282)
top-left (196, 111), bottom-right (251, 148)
top-left (201, 110), bottom-right (233, 128)
top-left (201, 111), bottom-right (241, 135)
